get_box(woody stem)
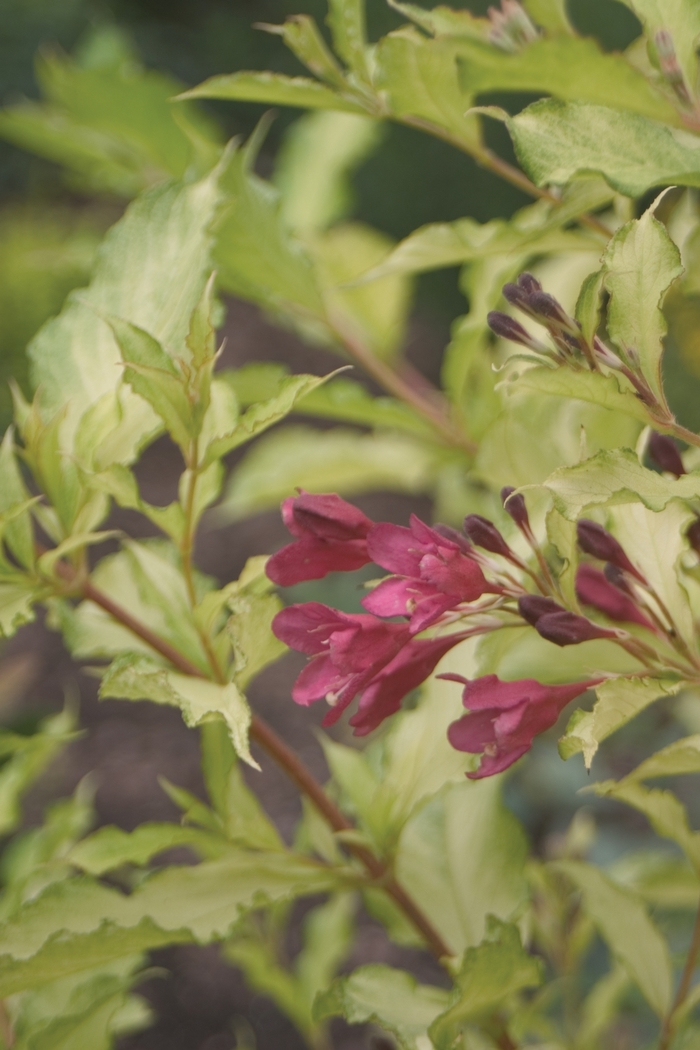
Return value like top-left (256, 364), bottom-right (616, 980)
top-left (61, 566), bottom-right (453, 964)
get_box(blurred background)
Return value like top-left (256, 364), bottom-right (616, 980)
top-left (1, 1), bottom-right (698, 1047)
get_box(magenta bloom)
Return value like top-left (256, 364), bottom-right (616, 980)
top-left (445, 674), bottom-right (603, 778)
top-left (362, 515), bottom-right (490, 633)
top-left (576, 564), bottom-right (656, 630)
top-left (272, 603), bottom-right (410, 719)
top-left (266, 492), bottom-right (373, 586)
top-left (349, 632), bottom-right (470, 736)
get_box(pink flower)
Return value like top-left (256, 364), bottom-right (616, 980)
top-left (266, 492), bottom-right (373, 586)
top-left (576, 564), bottom-right (656, 630)
top-left (272, 603), bottom-right (410, 718)
top-left (349, 632), bottom-right (471, 736)
top-left (445, 674), bottom-right (603, 778)
top-left (362, 515), bottom-right (490, 633)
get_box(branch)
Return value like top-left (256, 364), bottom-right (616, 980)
top-left (72, 571), bottom-right (453, 963)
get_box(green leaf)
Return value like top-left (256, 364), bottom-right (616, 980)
top-left (396, 776), bottom-right (528, 956)
top-left (359, 205), bottom-right (602, 281)
top-left (25, 976), bottom-right (132, 1050)
top-left (227, 590), bottom-right (286, 690)
top-left (315, 222), bottom-right (413, 361)
top-left (375, 29), bottom-right (481, 149)
top-left (623, 732), bottom-right (700, 781)
top-left (265, 15), bottom-right (348, 88)
top-left (522, 0), bottom-right (574, 34)
top-left (0, 709), bottom-right (77, 837)
top-left (542, 448), bottom-right (700, 519)
top-left (609, 500), bottom-right (695, 644)
top-left (559, 677), bottom-right (683, 766)
top-left (429, 920), bottom-right (542, 1049)
top-left (275, 110), bottom-right (382, 234)
top-left (0, 582), bottom-right (42, 639)
top-left (314, 964), bottom-right (449, 1050)
top-left (203, 373), bottom-right (336, 465)
top-left (177, 72), bottom-right (366, 112)
top-left (214, 138), bottom-right (326, 325)
top-left (105, 316), bottom-right (193, 452)
top-left (457, 37), bottom-right (676, 122)
top-left (575, 965), bottom-right (631, 1050)
top-left (225, 937), bottom-right (312, 1039)
top-left (29, 164), bottom-right (227, 462)
top-left (546, 506), bottom-right (578, 608)
top-left (222, 367), bottom-right (433, 439)
top-left (0, 853), bottom-right (344, 996)
top-left (0, 429), bottom-right (34, 569)
top-left (68, 823), bottom-right (227, 875)
top-left (510, 365), bottom-right (653, 426)
top-left (218, 425), bottom-right (440, 521)
top-left (508, 100), bottom-right (700, 197)
top-left (99, 653), bottom-right (259, 769)
top-left (554, 859), bottom-right (673, 1017)
top-left (59, 540), bottom-right (209, 672)
top-left (387, 1), bottom-right (489, 39)
top-left (602, 201), bottom-right (683, 407)
top-left (297, 893), bottom-right (355, 1009)
top-left (326, 0), bottom-right (370, 79)
top-left (575, 267), bottom-right (606, 347)
top-left (0, 47), bottom-right (220, 198)
top-left (618, 0), bottom-right (700, 99)
top-left (591, 779), bottom-right (700, 874)
top-left (345, 673), bottom-right (477, 853)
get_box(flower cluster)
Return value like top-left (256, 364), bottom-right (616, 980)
top-left (487, 272), bottom-right (661, 409)
top-left (267, 490), bottom-right (675, 778)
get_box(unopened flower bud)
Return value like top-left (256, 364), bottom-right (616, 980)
top-left (488, 0), bottom-right (539, 51)
top-left (533, 609), bottom-right (616, 647)
top-left (502, 282), bottom-right (531, 311)
top-left (463, 514), bottom-right (511, 557)
top-left (487, 311), bottom-right (544, 351)
top-left (432, 523), bottom-right (474, 554)
top-left (648, 432), bottom-right (685, 477)
top-left (687, 518), bottom-right (700, 555)
top-left (501, 486), bottom-right (530, 530)
top-left (604, 562), bottom-right (636, 598)
top-left (655, 30), bottom-right (689, 100)
top-left (576, 520), bottom-right (644, 582)
top-left (517, 272), bottom-right (542, 295)
top-left (518, 595), bottom-right (564, 625)
top-left (528, 291), bottom-right (578, 333)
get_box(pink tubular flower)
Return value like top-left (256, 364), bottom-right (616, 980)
top-left (272, 603), bottom-right (410, 718)
top-left (349, 632), bottom-right (471, 736)
top-left (362, 515), bottom-right (490, 633)
top-left (445, 674), bottom-right (603, 778)
top-left (266, 492), bottom-right (373, 586)
top-left (576, 564), bottom-right (656, 630)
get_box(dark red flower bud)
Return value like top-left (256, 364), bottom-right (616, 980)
top-left (528, 291), bottom-right (577, 332)
top-left (502, 282), bottom-right (530, 311)
top-left (501, 486), bottom-right (530, 530)
top-left (603, 562), bottom-right (637, 598)
top-left (517, 272), bottom-right (542, 295)
top-left (648, 432), bottom-right (685, 477)
top-left (463, 515), bottom-right (511, 557)
top-left (576, 564), bottom-right (655, 630)
top-left (487, 311), bottom-right (542, 350)
top-left (576, 520), bottom-right (644, 582)
top-left (533, 609), bottom-right (616, 647)
top-left (431, 523), bottom-right (474, 554)
top-left (687, 518), bottom-right (700, 555)
top-left (518, 595), bottom-right (564, 626)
